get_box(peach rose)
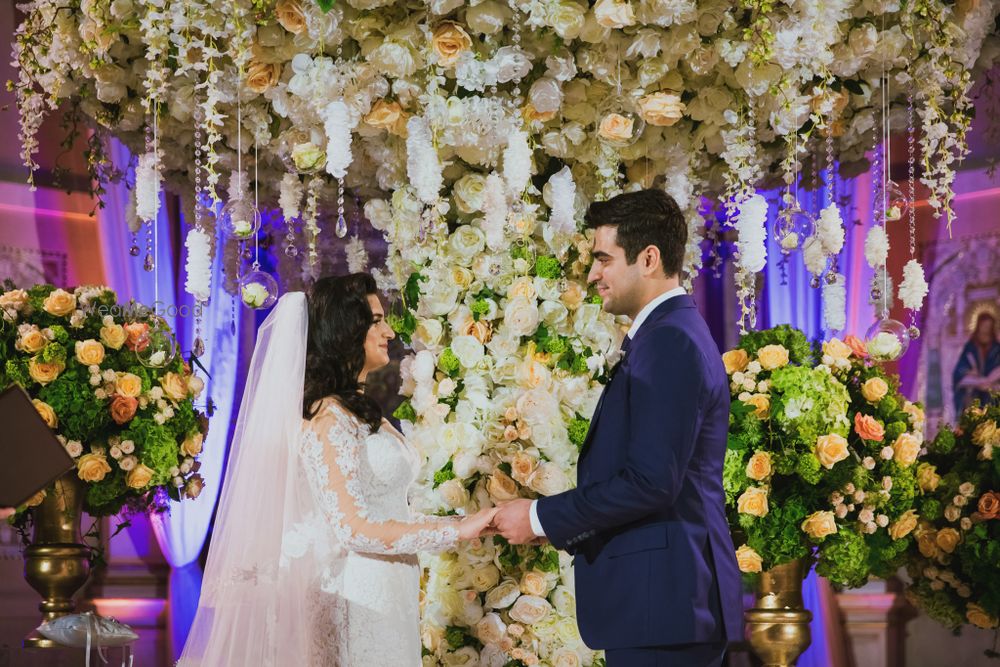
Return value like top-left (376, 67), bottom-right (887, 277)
top-left (722, 349), bottom-right (749, 374)
top-left (520, 571), bottom-right (549, 596)
top-left (976, 491), bottom-right (1000, 520)
top-left (42, 288), bottom-right (76, 316)
top-left (24, 489), bottom-right (47, 507)
top-left (18, 328), bottom-right (48, 353)
top-left (801, 510), bottom-right (838, 539)
top-left (757, 345), bottom-right (790, 370)
top-left (75, 339), bottom-right (106, 366)
top-left (115, 372), bottom-right (143, 398)
top-left (28, 358), bottom-right (64, 385)
top-left (32, 399), bottom-right (58, 428)
top-left (916, 526), bottom-right (938, 558)
top-left (735, 544), bottom-right (763, 573)
top-left (888, 509), bottom-right (919, 540)
top-left (861, 377), bottom-right (889, 403)
top-left (160, 372), bottom-right (189, 401)
top-left (0, 289), bottom-right (28, 310)
top-left (431, 22), bottom-right (472, 67)
top-left (815, 433), bottom-right (849, 469)
top-left (185, 475), bottom-right (205, 500)
top-left (110, 395), bottom-right (138, 424)
top-left (972, 420), bottom-right (999, 447)
top-left (597, 113), bottom-right (634, 142)
top-left (123, 322), bottom-right (150, 352)
top-left (936, 527), bottom-right (961, 553)
top-left (916, 463), bottom-right (941, 493)
top-left (100, 323), bottom-right (127, 350)
top-left (967, 603), bottom-right (999, 629)
top-left (275, 0), bottom-right (307, 34)
top-left (77, 453), bottom-right (112, 483)
top-left (364, 99), bottom-right (409, 136)
top-left (892, 432), bottom-right (921, 467)
top-left (510, 451), bottom-right (539, 485)
top-left (126, 463), bottom-right (155, 490)
top-left (461, 318), bottom-right (493, 344)
top-left (745, 451), bottom-right (772, 481)
top-left (737, 487), bottom-right (769, 517)
top-left (843, 335), bottom-right (868, 358)
top-left (854, 413), bottom-right (885, 442)
top-left (742, 393), bottom-right (770, 420)
top-left (246, 60), bottom-right (281, 94)
top-left (822, 338), bottom-right (853, 361)
top-left (637, 92), bottom-right (685, 126)
top-left (180, 432), bottom-right (204, 458)
top-left (560, 282), bottom-right (585, 311)
top-left (486, 470), bottom-right (520, 502)
top-left (522, 103), bottom-right (557, 123)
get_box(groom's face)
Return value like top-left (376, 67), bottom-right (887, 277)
top-left (588, 225), bottom-right (642, 318)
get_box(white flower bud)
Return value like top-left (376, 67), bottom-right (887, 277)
top-left (862, 456), bottom-right (876, 470)
top-left (876, 514), bottom-right (889, 527)
top-left (880, 446), bottom-right (895, 460)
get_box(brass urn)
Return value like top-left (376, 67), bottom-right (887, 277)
top-left (745, 557), bottom-right (813, 667)
top-left (22, 472), bottom-right (92, 648)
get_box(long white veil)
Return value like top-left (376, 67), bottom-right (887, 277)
top-left (178, 292), bottom-right (315, 665)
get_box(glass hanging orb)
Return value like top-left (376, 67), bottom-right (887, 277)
top-left (219, 198), bottom-right (261, 241)
top-left (129, 244), bottom-right (141, 257)
top-left (865, 318), bottom-right (911, 362)
top-left (277, 128), bottom-right (326, 174)
top-left (595, 94), bottom-right (646, 149)
top-left (908, 325), bottom-right (921, 340)
top-left (135, 315), bottom-right (178, 368)
top-left (772, 204), bottom-right (816, 254)
top-left (240, 270), bottom-right (279, 310)
top-left (884, 180), bottom-right (909, 222)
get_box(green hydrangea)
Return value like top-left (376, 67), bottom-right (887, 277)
top-left (125, 420), bottom-right (180, 486)
top-left (438, 348), bottom-right (460, 376)
top-left (919, 497), bottom-right (942, 521)
top-left (884, 420), bottom-right (907, 442)
top-left (571, 355), bottom-right (590, 374)
top-left (816, 529), bottom-right (870, 588)
top-left (588, 295), bottom-right (603, 305)
top-left (567, 418), bottom-right (590, 449)
top-left (744, 496), bottom-right (811, 566)
top-left (540, 336), bottom-right (568, 355)
top-left (39, 342), bottom-right (67, 364)
top-left (47, 325), bottom-right (70, 346)
top-left (534, 256), bottom-right (562, 279)
top-left (470, 300), bottom-right (490, 320)
top-left (37, 371), bottom-right (111, 441)
top-left (433, 461), bottom-right (455, 488)
top-left (884, 463), bottom-right (916, 515)
top-left (795, 453), bottom-right (823, 485)
top-left (930, 429), bottom-right (956, 455)
top-left (5, 359), bottom-right (29, 387)
top-left (86, 469), bottom-right (127, 515)
top-left (770, 365), bottom-right (850, 447)
top-left (906, 586), bottom-right (965, 630)
top-left (878, 396), bottom-right (899, 419)
top-left (722, 449), bottom-right (748, 504)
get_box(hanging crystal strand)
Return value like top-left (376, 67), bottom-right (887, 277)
top-left (906, 89), bottom-right (920, 340)
top-left (335, 179), bottom-right (348, 238)
top-left (868, 74), bottom-right (885, 312)
top-left (825, 122), bottom-right (840, 284)
top-left (192, 95), bottom-right (206, 358)
top-left (130, 232), bottom-right (140, 256)
top-left (143, 121), bottom-right (155, 272)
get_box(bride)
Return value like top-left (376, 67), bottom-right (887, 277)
top-left (178, 273), bottom-right (497, 666)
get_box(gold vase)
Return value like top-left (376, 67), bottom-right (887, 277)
top-left (22, 472), bottom-right (92, 649)
top-left (745, 557), bottom-right (813, 667)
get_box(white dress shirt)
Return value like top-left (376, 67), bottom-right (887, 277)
top-left (528, 286), bottom-right (687, 537)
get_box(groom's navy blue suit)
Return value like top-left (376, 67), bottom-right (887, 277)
top-left (537, 293), bottom-right (742, 665)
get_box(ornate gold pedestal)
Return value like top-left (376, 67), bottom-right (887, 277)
top-left (745, 558), bottom-right (813, 667)
top-left (22, 472), bottom-right (92, 648)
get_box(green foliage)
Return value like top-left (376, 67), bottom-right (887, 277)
top-left (37, 371), bottom-right (111, 441)
top-left (470, 300), bottom-right (490, 321)
top-left (722, 449), bottom-right (748, 504)
top-left (433, 461), bottom-right (455, 489)
top-left (438, 348), bottom-right (460, 377)
top-left (795, 453), bottom-right (823, 485)
top-left (745, 496), bottom-right (811, 567)
top-left (567, 418), bottom-right (589, 449)
top-left (929, 428), bottom-right (956, 455)
top-left (534, 255), bottom-right (562, 279)
top-left (393, 399), bottom-right (417, 423)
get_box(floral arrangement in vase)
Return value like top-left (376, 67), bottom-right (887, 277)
top-left (723, 325), bottom-right (926, 587)
top-left (0, 283), bottom-right (208, 520)
top-left (904, 401), bottom-right (1000, 634)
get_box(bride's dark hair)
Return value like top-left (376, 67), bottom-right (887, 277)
top-left (303, 273), bottom-right (383, 431)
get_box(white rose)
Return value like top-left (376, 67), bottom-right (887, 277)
top-left (452, 335), bottom-right (486, 368)
top-left (494, 46), bottom-right (532, 83)
top-left (370, 41), bottom-right (418, 78)
top-left (504, 296), bottom-right (540, 337)
top-left (439, 478), bottom-right (470, 508)
top-left (476, 612), bottom-right (507, 644)
top-left (466, 0), bottom-right (510, 34)
top-left (423, 280), bottom-right (461, 316)
top-left (509, 595), bottom-right (553, 624)
top-left (443, 646), bottom-right (481, 667)
top-left (472, 564), bottom-right (501, 592)
top-left (528, 462), bottom-right (572, 496)
top-left (529, 76), bottom-right (564, 114)
top-left (484, 579), bottom-right (521, 609)
top-left (453, 174), bottom-right (489, 214)
top-left (414, 318), bottom-right (445, 350)
top-left (550, 586), bottom-right (575, 615)
top-left (449, 225), bottom-right (487, 265)
top-left (452, 450), bottom-right (484, 478)
top-left (867, 331), bottom-right (902, 360)
top-left (539, 300), bottom-right (569, 331)
top-left (547, 2), bottom-right (586, 40)
top-left (594, 0), bottom-right (636, 29)
top-left (413, 350), bottom-right (437, 384)
top-left (552, 648), bottom-right (582, 667)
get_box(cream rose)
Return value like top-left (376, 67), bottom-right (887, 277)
top-left (126, 463), bottom-right (155, 489)
top-left (246, 60), bottom-right (281, 94)
top-left (18, 329), bottom-right (48, 354)
top-left (275, 0), bottom-right (307, 34)
top-left (115, 372), bottom-right (143, 398)
top-left (510, 452), bottom-right (539, 485)
top-left (735, 544), bottom-right (763, 573)
top-left (0, 289), bottom-right (28, 310)
top-left (33, 399), bottom-right (58, 428)
top-left (43, 289), bottom-right (76, 316)
top-left (757, 344), bottom-right (790, 370)
top-left (476, 613), bottom-right (507, 644)
top-left (504, 296), bottom-right (540, 337)
top-left (547, 2), bottom-right (586, 40)
top-left (75, 339), bottom-right (105, 366)
top-left (24, 489), bottom-right (47, 507)
top-left (484, 579), bottom-right (521, 609)
top-left (528, 462), bottom-right (571, 496)
top-left (892, 432), bottom-right (921, 467)
top-left (745, 451), bottom-right (772, 481)
top-left (520, 571), bottom-right (549, 596)
top-left (431, 22), bottom-right (472, 67)
top-left (160, 372), bottom-right (189, 401)
top-left (364, 99), bottom-right (409, 136)
top-left (414, 318), bottom-right (444, 349)
top-left (486, 470), bottom-right (520, 502)
top-left (967, 603), bottom-right (1000, 629)
top-left (597, 113), bottom-right (634, 143)
top-left (637, 92), bottom-right (685, 126)
top-left (439, 478), bottom-right (470, 508)
top-left (593, 0), bottom-right (636, 28)
top-left (888, 509), bottom-right (919, 540)
top-left (737, 487), bottom-right (769, 517)
top-left (453, 173), bottom-right (488, 214)
top-left (180, 432), bottom-right (204, 457)
top-left (100, 323), bottom-right (127, 349)
top-left (815, 433), bottom-right (849, 469)
top-left (28, 358), bottom-right (64, 385)
top-left (861, 377), bottom-right (889, 403)
top-left (916, 463), bottom-right (941, 492)
top-left (508, 595), bottom-right (553, 624)
top-left (471, 564), bottom-right (501, 592)
top-left (722, 349), bottom-right (749, 374)
top-left (822, 338), bottom-right (853, 361)
top-left (935, 527), bottom-right (960, 553)
top-left (77, 453), bottom-right (112, 483)
top-left (801, 510), bottom-right (838, 539)
top-left (742, 394), bottom-right (770, 420)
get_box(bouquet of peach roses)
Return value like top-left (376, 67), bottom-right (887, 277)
top-left (723, 325), bottom-right (925, 587)
top-left (904, 401), bottom-right (1000, 637)
top-left (0, 283), bottom-right (208, 521)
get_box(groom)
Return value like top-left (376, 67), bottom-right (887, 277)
top-left (493, 189), bottom-right (742, 666)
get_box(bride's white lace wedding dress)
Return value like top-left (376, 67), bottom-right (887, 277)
top-left (288, 400), bottom-right (460, 666)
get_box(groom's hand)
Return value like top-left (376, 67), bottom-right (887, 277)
top-left (493, 499), bottom-right (536, 545)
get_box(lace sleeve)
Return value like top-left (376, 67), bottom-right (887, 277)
top-left (299, 411), bottom-right (459, 555)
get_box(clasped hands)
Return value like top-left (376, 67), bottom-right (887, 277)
top-left (456, 499), bottom-right (547, 545)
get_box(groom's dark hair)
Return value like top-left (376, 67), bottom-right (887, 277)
top-left (584, 189), bottom-right (686, 278)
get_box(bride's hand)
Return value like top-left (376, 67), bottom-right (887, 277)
top-left (458, 506), bottom-right (498, 541)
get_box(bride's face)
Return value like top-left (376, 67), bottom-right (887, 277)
top-left (362, 294), bottom-right (395, 376)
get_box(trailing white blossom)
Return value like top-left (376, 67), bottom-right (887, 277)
top-left (345, 236), bottom-right (369, 274)
top-left (184, 228), bottom-right (213, 302)
top-left (823, 272), bottom-right (846, 332)
top-left (136, 151), bottom-right (161, 224)
top-left (803, 235), bottom-right (828, 277)
top-left (503, 128), bottom-right (532, 196)
top-left (482, 173), bottom-right (508, 251)
top-left (279, 173), bottom-right (303, 221)
top-left (406, 116), bottom-right (442, 206)
top-left (817, 203), bottom-right (845, 256)
top-left (324, 100), bottom-right (353, 180)
top-left (734, 194), bottom-right (768, 273)
top-left (899, 259), bottom-right (929, 311)
top-left (864, 225), bottom-right (889, 268)
top-left (547, 166), bottom-right (577, 235)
